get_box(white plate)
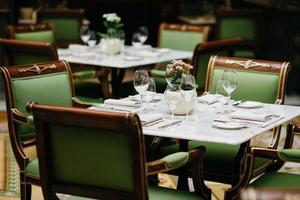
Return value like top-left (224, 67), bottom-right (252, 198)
top-left (123, 56), bottom-right (143, 61)
top-left (212, 122), bottom-right (247, 130)
top-left (156, 48), bottom-right (170, 54)
top-left (235, 101), bottom-right (263, 108)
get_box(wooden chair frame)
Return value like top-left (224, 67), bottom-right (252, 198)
top-left (0, 38), bottom-right (58, 66)
top-left (36, 9), bottom-right (84, 47)
top-left (27, 103), bottom-right (211, 200)
top-left (205, 55), bottom-right (291, 199)
top-left (0, 60), bottom-right (90, 200)
top-left (157, 22), bottom-right (210, 48)
top-left (215, 9), bottom-right (262, 56)
top-left (6, 23), bottom-right (54, 39)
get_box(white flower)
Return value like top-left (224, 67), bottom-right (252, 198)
top-left (103, 13), bottom-right (121, 23)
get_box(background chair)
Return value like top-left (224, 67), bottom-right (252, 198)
top-left (215, 9), bottom-right (262, 58)
top-left (158, 55), bottom-right (291, 196)
top-left (28, 102), bottom-right (211, 200)
top-left (191, 37), bottom-right (244, 94)
top-left (0, 38), bottom-right (109, 103)
top-left (36, 9), bottom-right (83, 48)
top-left (150, 23), bottom-right (210, 92)
top-left (0, 60), bottom-right (92, 200)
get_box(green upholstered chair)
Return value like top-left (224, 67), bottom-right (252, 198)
top-left (0, 38), bottom-right (107, 103)
top-left (158, 55), bottom-right (291, 197)
top-left (36, 9), bottom-right (111, 101)
top-left (36, 9), bottom-right (83, 48)
top-left (150, 23), bottom-right (210, 92)
top-left (27, 102), bottom-right (212, 200)
top-left (215, 9), bottom-right (261, 58)
top-left (0, 60), bottom-right (92, 200)
top-left (191, 38), bottom-right (244, 94)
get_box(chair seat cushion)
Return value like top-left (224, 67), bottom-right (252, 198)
top-left (76, 96), bottom-right (104, 104)
top-left (74, 70), bottom-right (96, 80)
top-left (250, 172), bottom-right (300, 188)
top-left (25, 158), bottom-right (39, 179)
top-left (148, 185), bottom-right (205, 200)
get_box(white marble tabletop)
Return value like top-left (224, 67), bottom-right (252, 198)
top-left (91, 94), bottom-right (300, 145)
top-left (58, 45), bottom-right (193, 69)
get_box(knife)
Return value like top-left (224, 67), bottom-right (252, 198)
top-left (158, 120), bottom-right (182, 129)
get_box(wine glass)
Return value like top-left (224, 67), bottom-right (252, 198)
top-left (132, 32), bottom-right (142, 48)
top-left (180, 74), bottom-right (197, 120)
top-left (137, 26), bottom-right (148, 45)
top-left (164, 84), bottom-right (180, 119)
top-left (87, 31), bottom-right (97, 48)
top-left (134, 70), bottom-right (149, 104)
top-left (80, 25), bottom-right (91, 45)
top-left (143, 77), bottom-right (156, 112)
top-left (222, 69), bottom-right (238, 113)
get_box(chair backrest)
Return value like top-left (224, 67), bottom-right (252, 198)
top-left (205, 55), bottom-right (291, 104)
top-left (29, 103), bottom-right (148, 200)
top-left (191, 38), bottom-right (243, 93)
top-left (158, 23), bottom-right (210, 51)
top-left (0, 60), bottom-right (75, 144)
top-left (215, 9), bottom-right (261, 57)
top-left (6, 23), bottom-right (55, 43)
top-left (0, 38), bottom-right (58, 66)
top-left (37, 9), bottom-right (83, 47)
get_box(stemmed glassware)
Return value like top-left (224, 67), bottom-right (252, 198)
top-left (164, 84), bottom-right (180, 119)
top-left (180, 74), bottom-right (197, 120)
top-left (137, 26), bottom-right (148, 45)
top-left (143, 77), bottom-right (156, 112)
top-left (87, 31), bottom-right (97, 48)
top-left (132, 32), bottom-right (142, 48)
top-left (80, 25), bottom-right (91, 45)
top-left (221, 69), bottom-right (238, 113)
top-left (134, 70), bottom-right (149, 105)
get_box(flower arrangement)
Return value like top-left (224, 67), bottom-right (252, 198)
top-left (166, 60), bottom-right (193, 84)
top-left (102, 13), bottom-right (124, 38)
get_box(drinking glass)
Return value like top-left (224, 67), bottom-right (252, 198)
top-left (222, 69), bottom-right (238, 113)
top-left (132, 32), bottom-right (142, 48)
top-left (87, 31), bottom-right (97, 48)
top-left (143, 77), bottom-right (156, 112)
top-left (80, 25), bottom-right (91, 45)
top-left (134, 70), bottom-right (149, 104)
top-left (180, 74), bottom-right (197, 120)
top-left (137, 26), bottom-right (148, 45)
top-left (164, 84), bottom-right (180, 119)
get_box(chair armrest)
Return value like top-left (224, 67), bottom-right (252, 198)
top-left (73, 70), bottom-right (96, 80)
top-left (12, 108), bottom-right (34, 127)
top-left (146, 148), bottom-right (203, 175)
top-left (72, 97), bottom-right (93, 108)
top-left (252, 147), bottom-right (300, 163)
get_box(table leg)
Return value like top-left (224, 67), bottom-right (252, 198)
top-left (177, 139), bottom-right (189, 190)
top-left (111, 68), bottom-right (126, 98)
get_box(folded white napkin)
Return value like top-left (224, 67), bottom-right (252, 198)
top-left (197, 94), bottom-right (218, 104)
top-left (104, 99), bottom-right (141, 107)
top-left (231, 111), bottom-right (272, 122)
top-left (137, 50), bottom-right (162, 58)
top-left (139, 113), bottom-right (164, 125)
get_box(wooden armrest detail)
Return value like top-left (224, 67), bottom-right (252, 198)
top-left (12, 108), bottom-right (30, 125)
top-left (251, 147), bottom-right (281, 160)
top-left (72, 97), bottom-right (93, 108)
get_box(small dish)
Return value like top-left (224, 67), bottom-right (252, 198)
top-left (212, 121), bottom-right (247, 130)
top-left (123, 56), bottom-right (142, 61)
top-left (156, 48), bottom-right (170, 54)
top-left (235, 101), bottom-right (263, 108)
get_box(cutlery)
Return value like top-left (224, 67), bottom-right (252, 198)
top-left (143, 119), bottom-right (164, 127)
top-left (233, 100), bottom-right (246, 106)
top-left (158, 120), bottom-right (182, 129)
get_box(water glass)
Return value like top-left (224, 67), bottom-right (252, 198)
top-left (143, 77), bottom-right (156, 112)
top-left (180, 74), bottom-right (197, 120)
top-left (137, 26), bottom-right (148, 44)
top-left (132, 32), bottom-right (142, 48)
top-left (87, 31), bottom-right (97, 48)
top-left (164, 84), bottom-right (180, 119)
top-left (134, 70), bottom-right (149, 104)
top-left (222, 69), bottom-right (238, 113)
top-left (80, 25), bottom-right (91, 45)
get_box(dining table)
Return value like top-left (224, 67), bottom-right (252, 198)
top-left (58, 44), bottom-right (193, 97)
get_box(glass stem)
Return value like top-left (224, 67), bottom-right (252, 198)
top-left (186, 103), bottom-right (189, 119)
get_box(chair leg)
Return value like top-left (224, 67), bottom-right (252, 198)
top-left (20, 182), bottom-right (32, 200)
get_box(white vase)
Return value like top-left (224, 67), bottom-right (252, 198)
top-left (165, 90), bottom-right (197, 115)
top-left (100, 38), bottom-right (124, 55)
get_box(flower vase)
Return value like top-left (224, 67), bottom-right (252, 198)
top-left (165, 88), bottom-right (197, 115)
top-left (100, 38), bottom-right (124, 56)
